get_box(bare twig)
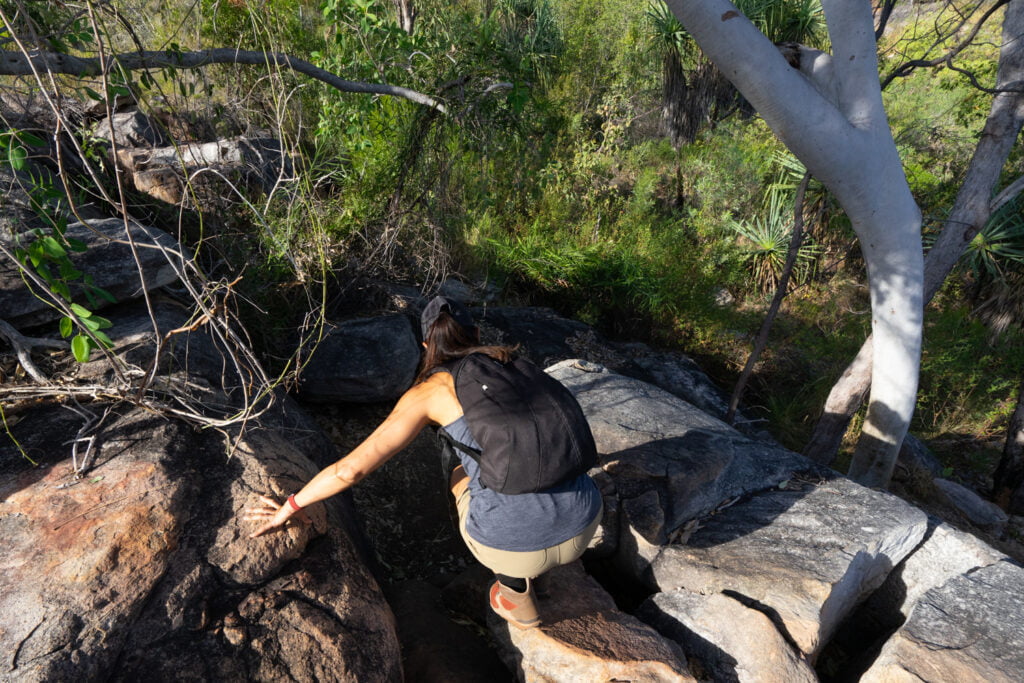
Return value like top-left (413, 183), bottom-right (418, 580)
top-left (0, 317), bottom-right (63, 384)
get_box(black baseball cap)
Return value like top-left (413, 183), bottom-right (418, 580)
top-left (420, 295), bottom-right (475, 340)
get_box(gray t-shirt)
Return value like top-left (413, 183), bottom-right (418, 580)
top-left (444, 416), bottom-right (603, 552)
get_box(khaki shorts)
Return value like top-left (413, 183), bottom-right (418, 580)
top-left (455, 484), bottom-right (602, 579)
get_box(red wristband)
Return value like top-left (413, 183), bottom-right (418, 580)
top-left (287, 494), bottom-right (303, 512)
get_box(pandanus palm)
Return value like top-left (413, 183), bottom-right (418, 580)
top-left (647, 0), bottom-right (827, 147)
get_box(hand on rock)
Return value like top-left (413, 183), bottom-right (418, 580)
top-left (244, 494), bottom-right (312, 538)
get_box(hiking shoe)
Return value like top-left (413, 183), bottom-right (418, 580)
top-left (489, 580), bottom-right (540, 630)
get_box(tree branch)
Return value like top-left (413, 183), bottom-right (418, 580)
top-left (0, 317), bottom-right (64, 384)
top-left (0, 47), bottom-right (447, 113)
top-left (880, 0), bottom-right (1012, 90)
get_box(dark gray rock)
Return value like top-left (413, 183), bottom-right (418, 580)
top-left (933, 478), bottom-right (1009, 535)
top-left (894, 433), bottom-right (944, 483)
top-left (0, 218), bottom-right (180, 328)
top-left (647, 477), bottom-right (928, 660)
top-left (840, 515), bottom-right (1007, 656)
top-left (546, 360), bottom-right (816, 546)
top-left (93, 110), bottom-right (168, 149)
top-left (861, 560), bottom-right (1024, 683)
top-left (476, 307), bottom-right (593, 367)
top-left (297, 315), bottom-right (419, 403)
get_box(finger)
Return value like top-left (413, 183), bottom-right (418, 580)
top-left (250, 522), bottom-right (276, 538)
top-left (258, 495), bottom-right (282, 507)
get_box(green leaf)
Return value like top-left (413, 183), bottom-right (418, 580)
top-left (71, 334), bottom-right (91, 362)
top-left (59, 316), bottom-right (73, 338)
top-left (70, 302), bottom-right (92, 317)
top-left (17, 132), bottom-right (45, 147)
top-left (81, 316), bottom-right (101, 331)
top-left (40, 236), bottom-right (67, 259)
top-left (93, 330), bottom-right (114, 348)
top-left (83, 86), bottom-right (103, 101)
top-left (8, 144), bottom-right (27, 170)
top-left (66, 237), bottom-right (88, 252)
top-left (95, 286), bottom-right (117, 304)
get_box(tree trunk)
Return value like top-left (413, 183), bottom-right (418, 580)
top-left (993, 377), bottom-right (1024, 513)
top-left (804, 0), bottom-right (1024, 467)
top-left (393, 0), bottom-right (416, 34)
top-left (663, 48), bottom-right (690, 147)
top-left (667, 0), bottom-right (924, 488)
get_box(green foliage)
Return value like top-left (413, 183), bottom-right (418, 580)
top-left (726, 183), bottom-right (821, 293)
top-left (916, 308), bottom-right (1024, 439)
top-left (1, 130), bottom-right (115, 361)
top-left (962, 198), bottom-right (1024, 283)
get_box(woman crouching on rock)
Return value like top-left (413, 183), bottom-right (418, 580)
top-left (245, 296), bottom-right (603, 629)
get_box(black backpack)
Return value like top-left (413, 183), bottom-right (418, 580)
top-left (439, 353), bottom-right (597, 494)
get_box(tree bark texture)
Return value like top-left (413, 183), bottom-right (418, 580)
top-left (0, 48), bottom-right (446, 112)
top-left (804, 0), bottom-right (1024, 467)
top-left (667, 0), bottom-right (923, 487)
top-left (393, 0), bottom-right (416, 34)
top-left (992, 377), bottom-right (1024, 513)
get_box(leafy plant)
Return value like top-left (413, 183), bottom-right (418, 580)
top-left (1, 130), bottom-right (115, 361)
top-left (727, 184), bottom-right (821, 293)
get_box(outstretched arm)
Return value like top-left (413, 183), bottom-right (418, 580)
top-left (245, 378), bottom-right (441, 537)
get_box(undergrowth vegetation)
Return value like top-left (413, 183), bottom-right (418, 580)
top-left (7, 0), bottom-right (1023, 475)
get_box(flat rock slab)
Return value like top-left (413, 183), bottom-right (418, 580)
top-left (546, 361), bottom-right (815, 545)
top-left (637, 589), bottom-right (817, 683)
top-left (298, 315), bottom-right (419, 403)
top-left (0, 218), bottom-right (180, 328)
top-left (490, 563), bottom-right (693, 682)
top-left (648, 477), bottom-right (928, 660)
top-left (861, 560), bottom-right (1024, 683)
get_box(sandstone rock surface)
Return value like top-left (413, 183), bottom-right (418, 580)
top-left (0, 401), bottom-right (400, 682)
top-left (490, 563), bottom-right (693, 683)
top-left (547, 360), bottom-right (813, 545)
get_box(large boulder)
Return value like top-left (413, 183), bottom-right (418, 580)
top-left (546, 360), bottom-right (815, 549)
top-left (646, 476), bottom-right (928, 661)
top-left (861, 560), bottom-right (1024, 683)
top-left (0, 401), bottom-right (400, 681)
top-left (0, 218), bottom-right (180, 328)
top-left (297, 315), bottom-right (420, 403)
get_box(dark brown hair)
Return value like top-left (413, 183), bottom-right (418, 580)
top-left (415, 312), bottom-right (516, 383)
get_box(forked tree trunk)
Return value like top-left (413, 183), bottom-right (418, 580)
top-left (667, 0), bottom-right (924, 488)
top-left (992, 377), bottom-right (1024, 513)
top-left (804, 0), bottom-right (1024, 468)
